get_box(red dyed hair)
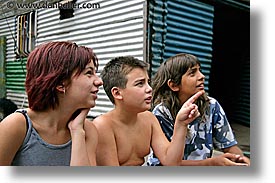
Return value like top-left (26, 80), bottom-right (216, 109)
top-left (25, 41), bottom-right (98, 111)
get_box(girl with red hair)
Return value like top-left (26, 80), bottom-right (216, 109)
top-left (0, 41), bottom-right (103, 166)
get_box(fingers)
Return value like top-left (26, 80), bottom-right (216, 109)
top-left (184, 91), bottom-right (205, 106)
top-left (223, 153), bottom-right (240, 160)
top-left (233, 162), bottom-right (249, 166)
top-left (68, 108), bottom-right (90, 131)
top-left (235, 156), bottom-right (250, 166)
top-left (188, 105), bottom-right (199, 119)
top-left (223, 153), bottom-right (249, 166)
top-left (176, 92), bottom-right (203, 125)
top-left (75, 109), bottom-right (90, 121)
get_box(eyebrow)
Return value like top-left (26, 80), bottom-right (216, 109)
top-left (192, 65), bottom-right (200, 70)
top-left (85, 66), bottom-right (95, 71)
top-left (134, 76), bottom-right (150, 84)
top-left (134, 77), bottom-right (145, 82)
top-left (187, 66), bottom-right (200, 73)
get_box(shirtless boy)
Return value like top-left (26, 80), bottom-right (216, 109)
top-left (93, 56), bottom-right (204, 166)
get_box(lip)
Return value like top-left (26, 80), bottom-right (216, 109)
top-left (91, 89), bottom-right (99, 94)
top-left (91, 90), bottom-right (99, 99)
top-left (145, 96), bottom-right (152, 103)
top-left (196, 83), bottom-right (204, 89)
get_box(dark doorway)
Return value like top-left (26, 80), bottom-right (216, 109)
top-left (209, 2), bottom-right (250, 126)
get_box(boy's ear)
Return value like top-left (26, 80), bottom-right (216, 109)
top-left (111, 87), bottom-right (123, 100)
top-left (56, 84), bottom-right (65, 93)
top-left (167, 79), bottom-right (179, 92)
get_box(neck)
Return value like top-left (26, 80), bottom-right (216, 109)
top-left (112, 106), bottom-right (138, 125)
top-left (27, 107), bottom-right (76, 131)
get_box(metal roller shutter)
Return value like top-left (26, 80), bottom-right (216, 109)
top-left (149, 0), bottom-right (214, 92)
top-left (36, 0), bottom-right (146, 117)
top-left (1, 0), bottom-right (146, 116)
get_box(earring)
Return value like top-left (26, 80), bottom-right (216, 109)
top-left (63, 88), bottom-right (66, 95)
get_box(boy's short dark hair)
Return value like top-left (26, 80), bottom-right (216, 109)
top-left (101, 56), bottom-right (148, 104)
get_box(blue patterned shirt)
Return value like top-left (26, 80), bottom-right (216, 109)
top-left (147, 97), bottom-right (238, 166)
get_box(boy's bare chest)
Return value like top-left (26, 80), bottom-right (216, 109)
top-left (114, 123), bottom-right (151, 165)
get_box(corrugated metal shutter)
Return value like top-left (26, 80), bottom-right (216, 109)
top-left (5, 58), bottom-right (28, 108)
top-left (1, 0), bottom-right (146, 115)
top-left (228, 0), bottom-right (250, 126)
top-left (231, 47), bottom-right (250, 126)
top-left (148, 0), bottom-right (167, 75)
top-left (0, 16), bottom-right (17, 62)
top-left (149, 0), bottom-right (214, 92)
top-left (0, 36), bottom-right (6, 98)
top-left (0, 16), bottom-right (28, 108)
top-left (36, 0), bottom-right (146, 117)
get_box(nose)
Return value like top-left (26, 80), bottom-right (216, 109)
top-left (146, 83), bottom-right (152, 93)
top-left (94, 75), bottom-right (103, 87)
top-left (198, 70), bottom-right (205, 81)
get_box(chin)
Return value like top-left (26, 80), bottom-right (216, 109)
top-left (85, 102), bottom-right (95, 109)
top-left (145, 105), bottom-right (151, 111)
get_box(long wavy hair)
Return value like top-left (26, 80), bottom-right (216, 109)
top-left (152, 53), bottom-right (209, 122)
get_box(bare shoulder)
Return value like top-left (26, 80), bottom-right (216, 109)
top-left (0, 112), bottom-right (27, 136)
top-left (140, 110), bottom-right (156, 117)
top-left (84, 119), bottom-right (98, 135)
top-left (92, 113), bottom-right (112, 128)
top-left (84, 119), bottom-right (98, 149)
top-left (138, 111), bottom-right (158, 124)
top-left (92, 112), bottom-right (115, 136)
top-left (0, 112), bottom-right (28, 164)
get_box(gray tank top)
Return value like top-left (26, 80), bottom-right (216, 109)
top-left (11, 109), bottom-right (72, 166)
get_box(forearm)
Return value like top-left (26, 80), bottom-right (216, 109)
top-left (162, 93), bottom-right (202, 165)
top-left (70, 130), bottom-right (90, 166)
top-left (223, 145), bottom-right (244, 156)
top-left (163, 124), bottom-right (188, 166)
top-left (180, 159), bottom-right (212, 166)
